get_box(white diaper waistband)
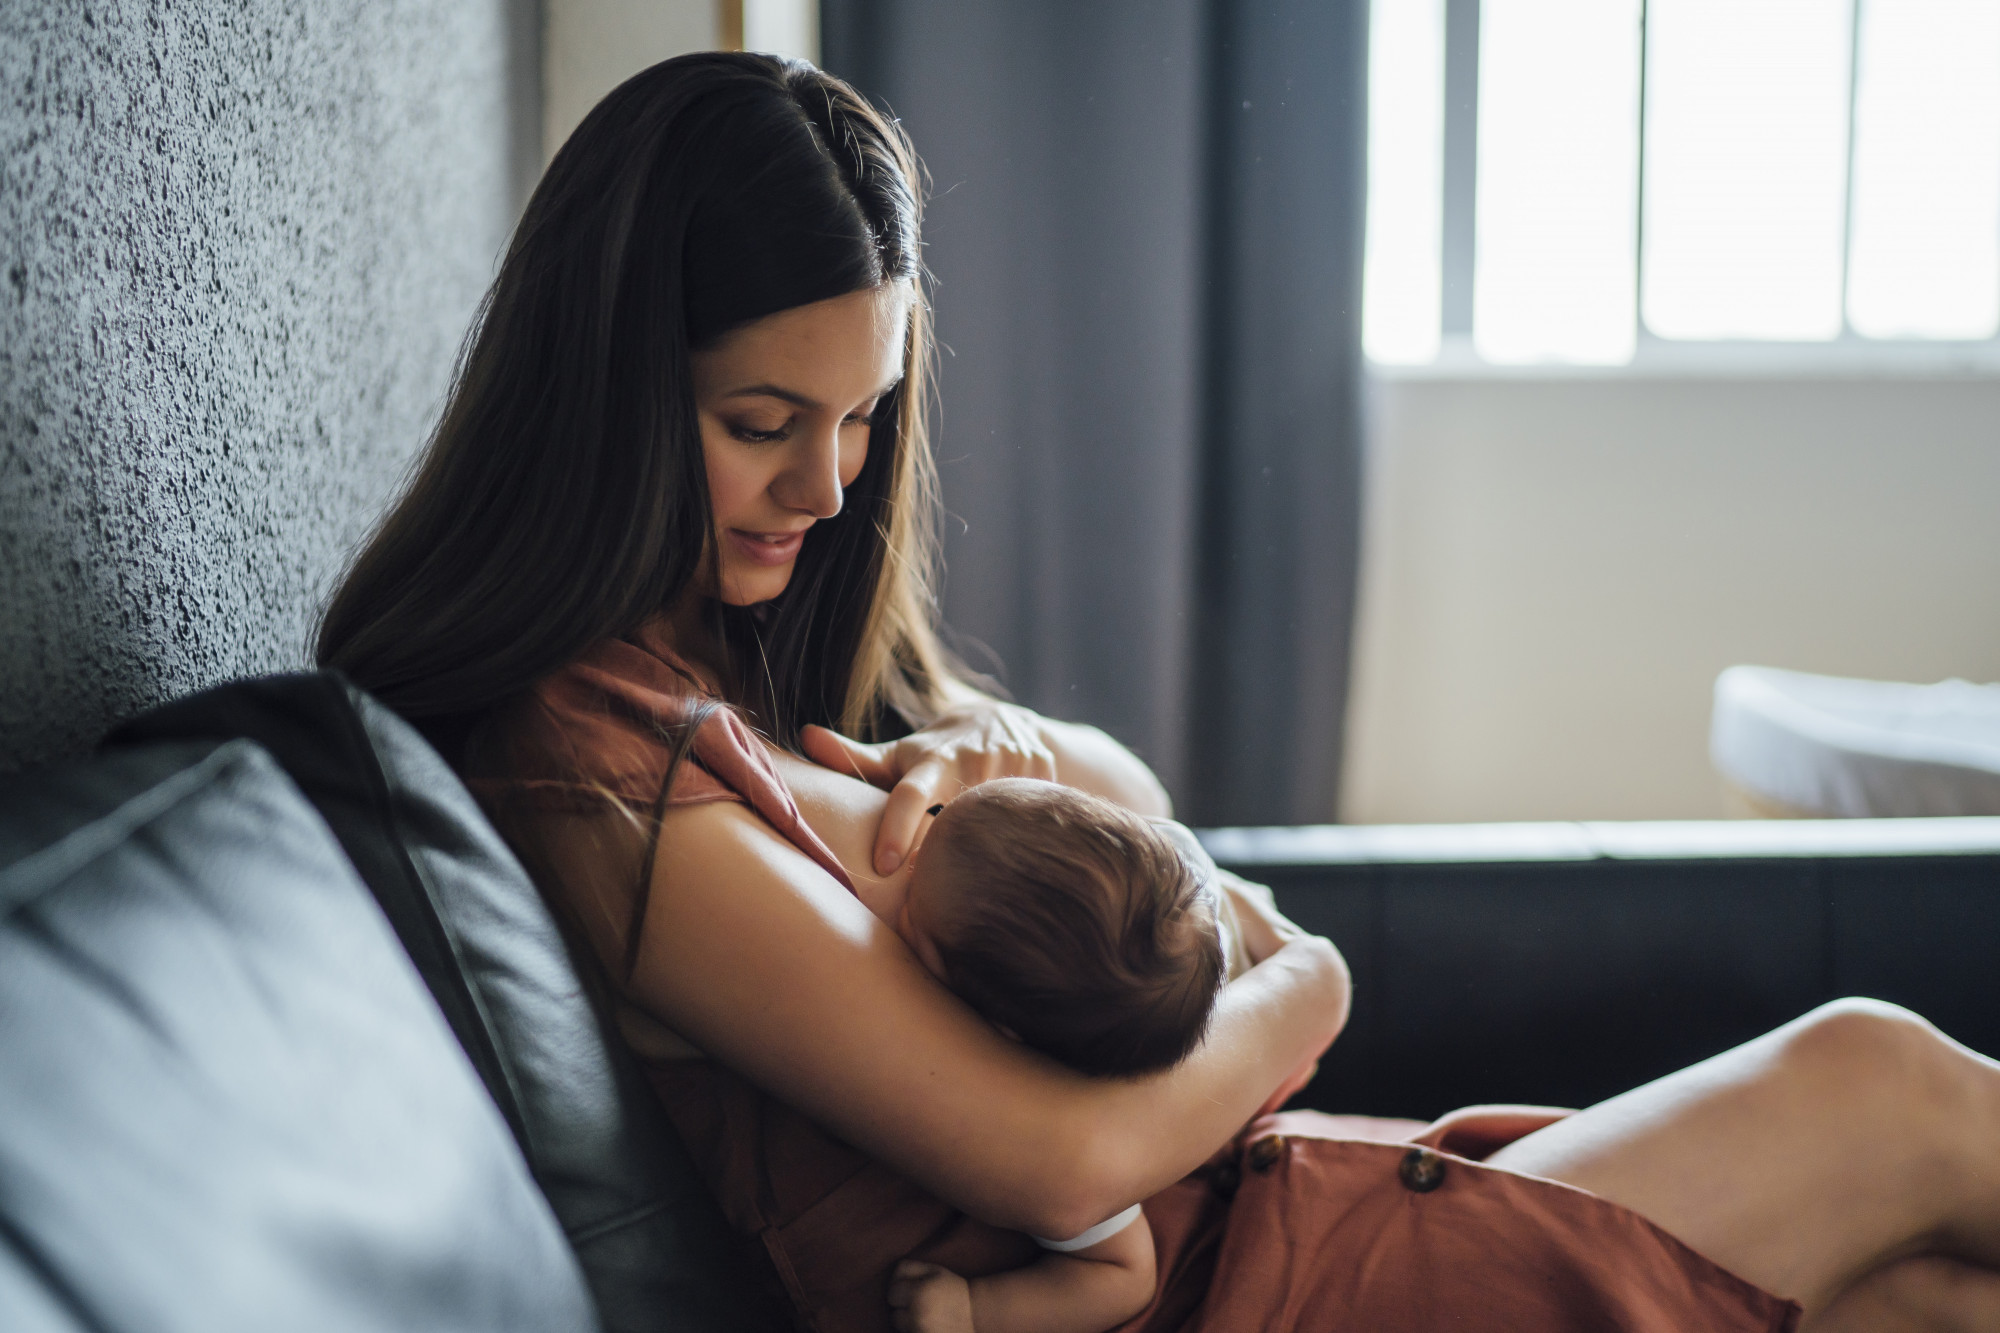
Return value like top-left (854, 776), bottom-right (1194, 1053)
top-left (1032, 1203), bottom-right (1144, 1253)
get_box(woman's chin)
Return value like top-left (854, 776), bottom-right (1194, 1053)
top-left (717, 567), bottom-right (794, 607)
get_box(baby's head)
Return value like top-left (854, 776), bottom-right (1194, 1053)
top-left (901, 779), bottom-right (1223, 1078)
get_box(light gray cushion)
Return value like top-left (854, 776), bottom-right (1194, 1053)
top-left (0, 739), bottom-right (598, 1332)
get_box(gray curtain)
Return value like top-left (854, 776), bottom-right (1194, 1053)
top-left (822, 0), bottom-right (1366, 826)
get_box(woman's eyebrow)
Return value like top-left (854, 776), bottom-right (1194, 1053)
top-left (724, 384), bottom-right (820, 409)
top-left (722, 375), bottom-right (904, 411)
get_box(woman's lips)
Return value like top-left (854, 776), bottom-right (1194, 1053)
top-left (726, 527), bottom-right (807, 567)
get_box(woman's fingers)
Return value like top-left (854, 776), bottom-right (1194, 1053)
top-left (874, 758), bottom-right (952, 875)
top-left (887, 1261), bottom-right (925, 1332)
top-left (1031, 742), bottom-right (1059, 781)
top-left (801, 724), bottom-right (896, 787)
top-left (830, 700), bottom-right (1063, 873)
top-left (991, 705), bottom-right (1058, 780)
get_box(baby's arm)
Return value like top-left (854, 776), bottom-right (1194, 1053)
top-left (887, 1209), bottom-right (1157, 1333)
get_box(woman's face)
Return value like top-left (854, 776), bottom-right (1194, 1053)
top-left (691, 283), bottom-right (910, 606)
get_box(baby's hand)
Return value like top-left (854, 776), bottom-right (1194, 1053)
top-left (887, 1259), bottom-right (975, 1333)
top-left (1218, 869), bottom-right (1300, 965)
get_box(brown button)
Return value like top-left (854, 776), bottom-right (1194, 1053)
top-left (1210, 1162), bottom-right (1242, 1199)
top-left (1246, 1135), bottom-right (1287, 1172)
top-left (1399, 1147), bottom-right (1446, 1193)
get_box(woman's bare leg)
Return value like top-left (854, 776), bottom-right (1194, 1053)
top-left (1813, 1256), bottom-right (2000, 1333)
top-left (1485, 998), bottom-right (2000, 1321)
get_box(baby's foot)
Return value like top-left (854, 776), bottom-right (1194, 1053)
top-left (887, 1259), bottom-right (975, 1333)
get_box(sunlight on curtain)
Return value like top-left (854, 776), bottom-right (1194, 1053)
top-left (1363, 0), bottom-right (1445, 365)
top-left (1847, 0), bottom-right (2000, 340)
top-left (1643, 0), bottom-right (1852, 341)
top-left (1473, 0), bottom-right (1641, 364)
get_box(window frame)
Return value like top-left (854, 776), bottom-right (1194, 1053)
top-left (1389, 0), bottom-right (2000, 378)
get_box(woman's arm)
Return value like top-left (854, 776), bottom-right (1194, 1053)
top-left (603, 798), bottom-right (1347, 1238)
top-left (1036, 716), bottom-right (1172, 817)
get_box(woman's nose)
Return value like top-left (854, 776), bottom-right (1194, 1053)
top-left (773, 422), bottom-right (844, 520)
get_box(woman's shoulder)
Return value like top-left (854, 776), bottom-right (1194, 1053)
top-left (471, 619), bottom-right (851, 886)
top-left (470, 619), bottom-right (730, 808)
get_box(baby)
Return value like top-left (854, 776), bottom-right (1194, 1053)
top-left (862, 778), bottom-right (1252, 1333)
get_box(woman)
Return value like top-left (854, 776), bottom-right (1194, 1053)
top-left (320, 53), bottom-right (2000, 1332)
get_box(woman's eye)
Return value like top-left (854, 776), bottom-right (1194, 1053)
top-left (728, 421), bottom-right (791, 444)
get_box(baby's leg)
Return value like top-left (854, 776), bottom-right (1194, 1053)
top-left (889, 1209), bottom-right (1158, 1333)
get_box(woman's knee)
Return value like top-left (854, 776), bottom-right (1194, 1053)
top-left (1775, 998), bottom-right (1957, 1106)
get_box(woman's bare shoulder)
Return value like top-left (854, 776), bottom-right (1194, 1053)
top-left (761, 748), bottom-right (911, 904)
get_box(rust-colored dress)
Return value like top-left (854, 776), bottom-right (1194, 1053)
top-left (472, 621), bottom-right (1801, 1333)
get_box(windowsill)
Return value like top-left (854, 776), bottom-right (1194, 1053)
top-left (1369, 336), bottom-right (2000, 382)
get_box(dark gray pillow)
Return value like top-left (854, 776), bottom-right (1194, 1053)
top-left (0, 738), bottom-right (598, 1332)
top-left (112, 675), bottom-right (787, 1333)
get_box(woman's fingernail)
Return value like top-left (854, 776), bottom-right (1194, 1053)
top-left (877, 851), bottom-right (902, 875)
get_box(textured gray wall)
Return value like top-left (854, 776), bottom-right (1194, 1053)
top-left (0, 1), bottom-right (533, 769)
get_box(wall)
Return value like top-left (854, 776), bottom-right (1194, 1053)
top-left (1341, 373), bottom-right (2000, 822)
top-left (0, 1), bottom-right (531, 771)
top-left (542, 0), bottom-right (817, 161)
top-left (542, 0), bottom-right (716, 158)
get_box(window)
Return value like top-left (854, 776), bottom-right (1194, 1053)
top-left (1364, 0), bottom-right (2000, 367)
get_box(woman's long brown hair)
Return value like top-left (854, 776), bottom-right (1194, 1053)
top-left (317, 53), bottom-right (957, 749)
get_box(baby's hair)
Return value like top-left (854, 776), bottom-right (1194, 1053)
top-left (918, 782), bottom-right (1223, 1077)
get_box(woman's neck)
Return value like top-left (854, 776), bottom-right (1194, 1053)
top-left (654, 592), bottom-right (733, 698)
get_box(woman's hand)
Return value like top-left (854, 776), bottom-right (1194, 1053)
top-left (803, 699), bottom-right (1174, 875)
top-left (802, 702), bottom-right (1059, 875)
